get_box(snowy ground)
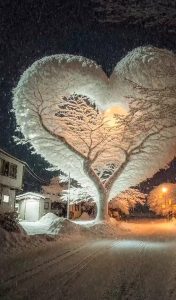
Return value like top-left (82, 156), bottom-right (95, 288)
top-left (1, 219), bottom-right (176, 300)
top-left (19, 213), bottom-right (65, 235)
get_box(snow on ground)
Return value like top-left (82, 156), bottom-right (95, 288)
top-left (0, 226), bottom-right (57, 256)
top-left (78, 212), bottom-right (92, 221)
top-left (2, 214), bottom-right (176, 258)
top-left (20, 213), bottom-right (65, 235)
top-left (13, 213), bottom-right (176, 241)
top-left (19, 213), bottom-right (128, 239)
top-left (1, 219), bottom-right (176, 300)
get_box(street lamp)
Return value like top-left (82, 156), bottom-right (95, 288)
top-left (162, 186), bottom-right (168, 207)
top-left (161, 186), bottom-right (171, 219)
top-left (162, 187), bottom-right (168, 194)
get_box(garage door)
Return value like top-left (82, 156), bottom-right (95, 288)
top-left (25, 200), bottom-right (40, 221)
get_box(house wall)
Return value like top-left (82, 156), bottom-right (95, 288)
top-left (0, 151), bottom-right (24, 214)
top-left (0, 185), bottom-right (16, 213)
top-left (39, 198), bottom-right (51, 218)
top-left (0, 151), bottom-right (24, 190)
top-left (18, 199), bottom-right (26, 220)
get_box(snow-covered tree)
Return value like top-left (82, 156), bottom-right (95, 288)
top-left (148, 183), bottom-right (176, 216)
top-left (60, 187), bottom-right (93, 204)
top-left (109, 188), bottom-right (146, 216)
top-left (41, 176), bottom-right (67, 202)
top-left (13, 46), bottom-right (176, 221)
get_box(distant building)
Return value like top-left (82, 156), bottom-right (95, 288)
top-left (0, 148), bottom-right (24, 213)
top-left (16, 192), bottom-right (52, 221)
top-left (69, 203), bottom-right (82, 219)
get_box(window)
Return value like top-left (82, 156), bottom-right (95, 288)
top-left (0, 158), bottom-right (3, 173)
top-left (0, 159), bottom-right (17, 178)
top-left (44, 202), bottom-right (49, 209)
top-left (3, 195), bottom-right (10, 203)
top-left (2, 160), bottom-right (9, 176)
top-left (9, 163), bottom-right (17, 178)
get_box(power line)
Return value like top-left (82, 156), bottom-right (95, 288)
top-left (24, 163), bottom-right (49, 184)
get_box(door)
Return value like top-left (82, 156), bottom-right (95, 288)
top-left (25, 200), bottom-right (39, 221)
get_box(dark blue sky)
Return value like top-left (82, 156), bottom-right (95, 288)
top-left (0, 0), bottom-right (176, 188)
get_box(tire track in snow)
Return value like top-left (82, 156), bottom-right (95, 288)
top-left (104, 240), bottom-right (148, 300)
top-left (0, 242), bottom-right (89, 298)
top-left (104, 239), bottom-right (173, 300)
top-left (47, 240), bottom-right (119, 300)
top-left (0, 240), bottom-right (118, 300)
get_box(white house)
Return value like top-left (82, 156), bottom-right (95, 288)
top-left (0, 149), bottom-right (24, 213)
top-left (16, 192), bottom-right (52, 221)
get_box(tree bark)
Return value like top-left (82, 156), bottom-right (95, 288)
top-left (96, 190), bottom-right (109, 222)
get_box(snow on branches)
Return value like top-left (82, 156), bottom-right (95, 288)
top-left (110, 188), bottom-right (146, 216)
top-left (60, 187), bottom-right (93, 204)
top-left (13, 46), bottom-right (176, 220)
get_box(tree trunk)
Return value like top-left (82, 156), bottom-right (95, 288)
top-left (96, 191), bottom-right (109, 222)
top-left (83, 159), bottom-right (110, 222)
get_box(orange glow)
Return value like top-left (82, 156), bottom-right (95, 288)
top-left (104, 106), bottom-right (127, 127)
top-left (162, 187), bottom-right (168, 193)
top-left (168, 199), bottom-right (172, 205)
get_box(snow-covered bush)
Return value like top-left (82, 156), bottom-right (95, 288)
top-left (0, 212), bottom-right (24, 233)
top-left (109, 188), bottom-right (146, 217)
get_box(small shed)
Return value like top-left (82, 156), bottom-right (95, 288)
top-left (16, 192), bottom-right (51, 221)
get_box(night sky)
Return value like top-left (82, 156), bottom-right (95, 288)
top-left (1, 0), bottom-right (176, 191)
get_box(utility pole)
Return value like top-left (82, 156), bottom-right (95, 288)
top-left (67, 172), bottom-right (71, 219)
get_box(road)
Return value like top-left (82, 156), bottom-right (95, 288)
top-left (1, 220), bottom-right (176, 300)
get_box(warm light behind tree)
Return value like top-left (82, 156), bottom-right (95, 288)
top-left (148, 183), bottom-right (176, 216)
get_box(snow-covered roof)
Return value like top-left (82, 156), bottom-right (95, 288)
top-left (16, 192), bottom-right (47, 201)
top-left (0, 148), bottom-right (25, 165)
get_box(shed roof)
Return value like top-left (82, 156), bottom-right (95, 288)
top-left (16, 192), bottom-right (47, 201)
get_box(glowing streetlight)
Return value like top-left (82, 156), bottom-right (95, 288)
top-left (161, 186), bottom-right (169, 217)
top-left (162, 187), bottom-right (168, 193)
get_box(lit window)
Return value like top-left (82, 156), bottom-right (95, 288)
top-left (3, 195), bottom-right (10, 203)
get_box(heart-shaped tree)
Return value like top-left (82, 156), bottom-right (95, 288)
top-left (13, 46), bottom-right (176, 221)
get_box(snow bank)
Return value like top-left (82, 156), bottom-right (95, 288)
top-left (38, 212), bottom-right (59, 224)
top-left (20, 213), bottom-right (65, 235)
top-left (59, 219), bottom-right (85, 235)
top-left (0, 225), bottom-right (59, 256)
top-left (86, 219), bottom-right (130, 238)
top-left (20, 213), bottom-right (130, 239)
